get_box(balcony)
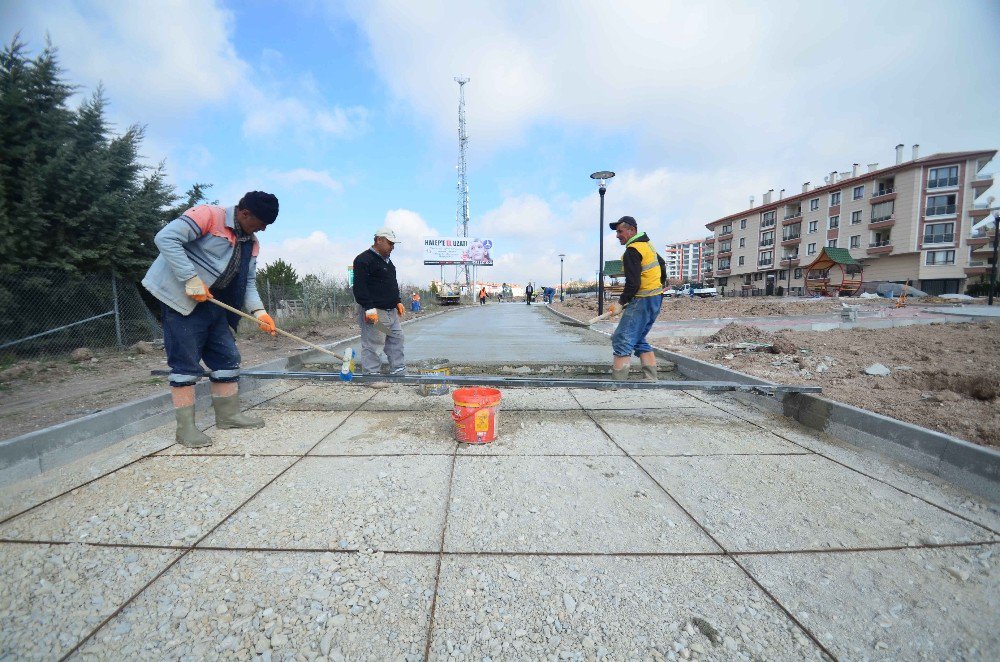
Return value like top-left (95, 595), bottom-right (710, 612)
top-left (781, 234), bottom-right (801, 246)
top-left (780, 255), bottom-right (800, 267)
top-left (972, 172), bottom-right (994, 188)
top-left (970, 202), bottom-right (994, 218)
top-left (925, 204), bottom-right (957, 217)
top-left (965, 260), bottom-right (991, 276)
top-left (760, 219), bottom-right (776, 229)
top-left (719, 228), bottom-right (733, 238)
top-left (715, 268), bottom-right (731, 276)
top-left (760, 239), bottom-right (775, 248)
top-left (871, 187), bottom-right (895, 199)
top-left (869, 214), bottom-right (896, 230)
top-left (969, 226), bottom-right (996, 249)
top-left (783, 211), bottom-right (802, 221)
top-left (922, 232), bottom-right (955, 245)
top-left (716, 249), bottom-right (733, 258)
top-left (757, 259), bottom-right (774, 267)
top-left (702, 251), bottom-right (714, 259)
top-left (867, 240), bottom-right (893, 255)
top-left (704, 236), bottom-right (716, 244)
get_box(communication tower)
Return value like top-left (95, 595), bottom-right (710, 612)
top-left (454, 76), bottom-right (471, 294)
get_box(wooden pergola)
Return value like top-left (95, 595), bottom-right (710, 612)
top-left (803, 247), bottom-right (864, 296)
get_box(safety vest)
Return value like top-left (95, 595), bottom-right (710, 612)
top-left (624, 235), bottom-right (663, 297)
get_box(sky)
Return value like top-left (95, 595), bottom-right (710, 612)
top-left (4, 0), bottom-right (999, 289)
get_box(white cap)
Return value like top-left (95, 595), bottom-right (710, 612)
top-left (374, 227), bottom-right (399, 242)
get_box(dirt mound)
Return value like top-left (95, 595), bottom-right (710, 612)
top-left (896, 371), bottom-right (1000, 401)
top-left (708, 323), bottom-right (772, 344)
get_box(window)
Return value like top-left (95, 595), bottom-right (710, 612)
top-left (807, 243), bottom-right (817, 255)
top-left (810, 198), bottom-right (819, 211)
top-left (828, 215), bottom-right (839, 229)
top-left (778, 270), bottom-right (787, 280)
top-left (719, 241), bottom-right (731, 252)
top-left (794, 268), bottom-right (803, 279)
top-left (759, 250), bottom-right (773, 266)
top-left (738, 256), bottom-right (745, 266)
top-left (721, 224), bottom-right (732, 234)
top-left (761, 231), bottom-right (775, 247)
top-left (871, 231), bottom-right (891, 247)
top-left (830, 191), bottom-right (841, 206)
top-left (718, 258), bottom-right (730, 269)
top-left (925, 250), bottom-right (955, 265)
top-left (853, 185), bottom-right (865, 200)
top-left (762, 211), bottom-right (776, 227)
top-left (850, 235), bottom-right (860, 248)
top-left (871, 200), bottom-right (895, 222)
top-left (740, 219), bottom-right (747, 229)
top-left (753, 272), bottom-right (763, 282)
top-left (923, 222), bottom-right (955, 244)
top-left (739, 237), bottom-right (745, 248)
top-left (808, 220), bottom-right (818, 233)
top-left (928, 166), bottom-right (958, 188)
top-left (827, 239), bottom-right (838, 248)
top-left (926, 194), bottom-right (956, 216)
top-left (851, 210), bottom-right (862, 224)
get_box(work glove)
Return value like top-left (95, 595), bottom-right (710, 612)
top-left (252, 310), bottom-right (276, 335)
top-left (184, 276), bottom-right (211, 302)
top-left (608, 302), bottom-right (621, 315)
top-left (365, 308), bottom-right (379, 324)
top-left (396, 302), bottom-right (405, 317)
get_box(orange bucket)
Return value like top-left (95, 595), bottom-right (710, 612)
top-left (451, 387), bottom-right (502, 444)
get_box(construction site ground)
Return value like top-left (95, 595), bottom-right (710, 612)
top-left (1, 302), bottom-right (998, 660)
top-left (554, 296), bottom-right (1000, 448)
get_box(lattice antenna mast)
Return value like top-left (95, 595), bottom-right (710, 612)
top-left (454, 76), bottom-right (471, 294)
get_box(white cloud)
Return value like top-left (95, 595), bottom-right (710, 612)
top-left (267, 168), bottom-right (344, 193)
top-left (479, 195), bottom-right (556, 236)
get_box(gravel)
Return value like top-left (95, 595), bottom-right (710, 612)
top-left (456, 410), bottom-right (624, 456)
top-left (639, 454), bottom-right (996, 551)
top-left (445, 456), bottom-right (718, 553)
top-left (0, 456), bottom-right (294, 545)
top-left (310, 411), bottom-right (456, 455)
top-left (0, 542), bottom-right (178, 659)
top-left (75, 549), bottom-right (436, 661)
top-left (158, 411), bottom-right (350, 456)
top-left (205, 456), bottom-right (452, 551)
top-left (740, 545), bottom-right (999, 660)
top-left (429, 555), bottom-right (824, 660)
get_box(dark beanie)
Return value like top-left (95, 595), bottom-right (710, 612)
top-left (238, 191), bottom-right (279, 225)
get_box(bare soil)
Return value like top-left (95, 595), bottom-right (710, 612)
top-left (0, 311), bottom-right (433, 441)
top-left (553, 298), bottom-right (1000, 448)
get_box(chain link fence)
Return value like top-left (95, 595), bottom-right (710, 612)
top-left (0, 270), bottom-right (162, 361)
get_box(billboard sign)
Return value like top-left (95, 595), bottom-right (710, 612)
top-left (422, 237), bottom-right (494, 266)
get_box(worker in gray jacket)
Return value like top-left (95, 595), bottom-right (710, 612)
top-left (143, 191), bottom-right (279, 447)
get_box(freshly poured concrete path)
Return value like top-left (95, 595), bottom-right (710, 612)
top-left (347, 302), bottom-right (611, 365)
top-left (1, 305), bottom-right (998, 660)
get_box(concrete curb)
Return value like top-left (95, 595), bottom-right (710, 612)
top-left (0, 310), bottom-right (451, 487)
top-left (544, 304), bottom-right (999, 502)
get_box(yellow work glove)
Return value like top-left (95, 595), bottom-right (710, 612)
top-left (396, 302), bottom-right (405, 317)
top-left (252, 310), bottom-right (276, 335)
top-left (365, 308), bottom-right (379, 324)
top-left (184, 276), bottom-right (211, 302)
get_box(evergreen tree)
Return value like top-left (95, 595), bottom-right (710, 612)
top-left (256, 258), bottom-right (300, 298)
top-left (0, 35), bottom-right (202, 279)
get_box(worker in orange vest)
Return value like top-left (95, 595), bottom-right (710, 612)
top-left (478, 287), bottom-right (487, 305)
top-left (411, 291), bottom-right (421, 312)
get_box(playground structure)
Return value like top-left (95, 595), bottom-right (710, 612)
top-left (803, 247), bottom-right (864, 296)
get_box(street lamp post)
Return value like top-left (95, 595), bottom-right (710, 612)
top-left (590, 171), bottom-right (615, 315)
top-left (558, 254), bottom-right (565, 302)
top-left (989, 210), bottom-right (999, 306)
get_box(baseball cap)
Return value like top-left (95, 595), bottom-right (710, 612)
top-left (374, 228), bottom-right (399, 242)
top-left (609, 215), bottom-right (637, 230)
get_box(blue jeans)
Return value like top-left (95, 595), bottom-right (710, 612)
top-left (611, 296), bottom-right (661, 357)
top-left (162, 303), bottom-right (241, 387)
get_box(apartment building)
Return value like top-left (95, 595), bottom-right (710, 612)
top-left (702, 145), bottom-right (996, 296)
top-left (661, 239), bottom-right (705, 283)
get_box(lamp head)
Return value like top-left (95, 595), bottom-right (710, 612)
top-left (590, 171), bottom-right (615, 191)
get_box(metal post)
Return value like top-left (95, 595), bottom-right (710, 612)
top-left (110, 269), bottom-right (123, 347)
top-left (266, 279), bottom-right (272, 312)
top-left (989, 212), bottom-right (999, 306)
top-left (786, 261), bottom-right (791, 296)
top-left (559, 254), bottom-right (565, 302)
top-left (598, 185), bottom-right (606, 315)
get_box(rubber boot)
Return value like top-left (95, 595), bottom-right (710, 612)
top-left (641, 364), bottom-right (658, 381)
top-left (611, 365), bottom-right (630, 381)
top-left (175, 406), bottom-right (212, 448)
top-left (212, 395), bottom-right (265, 429)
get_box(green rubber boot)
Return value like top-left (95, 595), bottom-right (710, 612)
top-left (641, 364), bottom-right (658, 381)
top-left (611, 365), bottom-right (630, 382)
top-left (212, 394), bottom-right (265, 429)
top-left (175, 405), bottom-right (212, 448)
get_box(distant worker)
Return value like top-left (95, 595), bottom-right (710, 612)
top-left (411, 291), bottom-right (421, 312)
top-left (607, 215), bottom-right (666, 381)
top-left (142, 191), bottom-right (280, 448)
top-left (352, 228), bottom-right (406, 378)
top-left (544, 286), bottom-right (555, 304)
top-left (525, 282), bottom-right (534, 305)
top-left (479, 286), bottom-right (487, 305)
